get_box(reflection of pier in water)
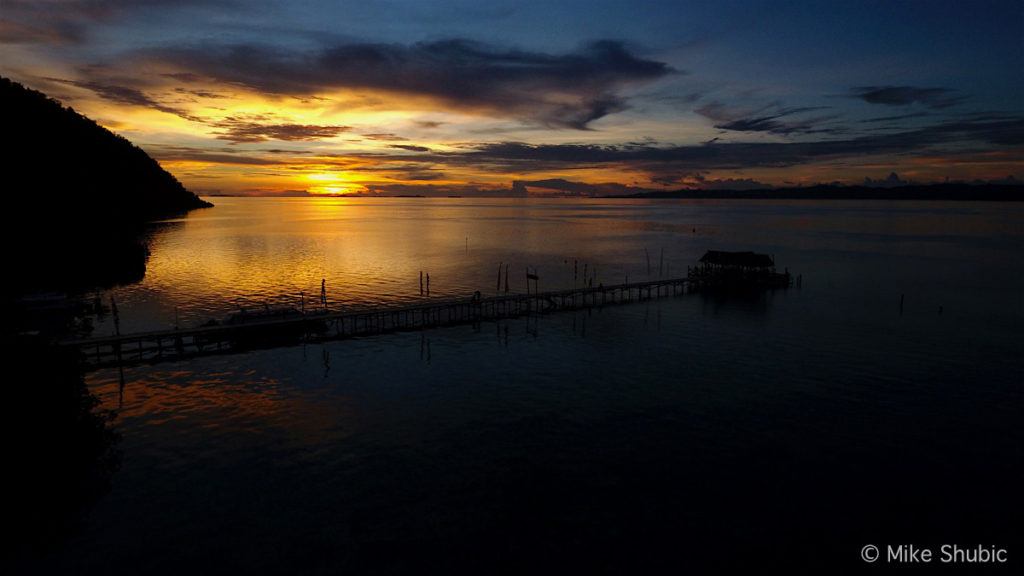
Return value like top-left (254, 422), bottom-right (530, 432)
top-left (62, 277), bottom-right (694, 370)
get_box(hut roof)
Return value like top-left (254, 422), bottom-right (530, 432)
top-left (699, 250), bottom-right (774, 268)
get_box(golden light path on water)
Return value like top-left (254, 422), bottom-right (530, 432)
top-left (105, 197), bottom-right (667, 333)
top-left (90, 196), bottom-right (1024, 338)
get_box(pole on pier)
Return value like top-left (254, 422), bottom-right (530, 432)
top-left (110, 295), bottom-right (120, 336)
top-left (645, 248), bottom-right (651, 276)
top-left (504, 264), bottom-right (509, 294)
top-left (497, 262), bottom-right (502, 295)
top-left (526, 267), bottom-right (539, 296)
top-left (426, 273), bottom-right (430, 297)
top-left (573, 259), bottom-right (578, 305)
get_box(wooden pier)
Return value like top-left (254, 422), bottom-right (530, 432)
top-left (60, 277), bottom-right (692, 370)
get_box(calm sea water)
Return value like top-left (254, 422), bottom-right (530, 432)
top-left (46, 198), bottom-right (1024, 573)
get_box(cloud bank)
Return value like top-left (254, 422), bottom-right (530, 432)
top-left (140, 39), bottom-right (673, 128)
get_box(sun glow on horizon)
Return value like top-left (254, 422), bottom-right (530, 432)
top-left (303, 172), bottom-right (368, 195)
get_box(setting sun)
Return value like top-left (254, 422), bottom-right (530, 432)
top-left (305, 173), bottom-right (342, 182)
top-left (304, 172), bottom-right (366, 195)
top-left (316, 185), bottom-right (360, 196)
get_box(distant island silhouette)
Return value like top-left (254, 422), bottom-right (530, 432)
top-left (614, 182), bottom-right (1022, 201)
top-left (2, 77), bottom-right (211, 293)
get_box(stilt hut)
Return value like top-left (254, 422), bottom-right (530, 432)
top-left (689, 250), bottom-right (791, 289)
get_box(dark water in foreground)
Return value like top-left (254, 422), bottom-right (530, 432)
top-left (42, 199), bottom-right (1024, 573)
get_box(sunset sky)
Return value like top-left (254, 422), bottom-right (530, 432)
top-left (2, 0), bottom-right (1022, 196)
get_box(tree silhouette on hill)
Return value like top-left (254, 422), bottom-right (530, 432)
top-left (1, 76), bottom-right (211, 293)
top-left (2, 76), bottom-right (210, 221)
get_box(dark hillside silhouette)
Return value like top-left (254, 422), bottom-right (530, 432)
top-left (2, 76), bottom-right (211, 293)
top-left (4, 76), bottom-right (204, 562)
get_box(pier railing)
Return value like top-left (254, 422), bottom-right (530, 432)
top-left (60, 277), bottom-right (692, 369)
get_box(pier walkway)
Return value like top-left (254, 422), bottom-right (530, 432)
top-left (60, 277), bottom-right (691, 369)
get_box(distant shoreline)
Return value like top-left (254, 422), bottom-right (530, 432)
top-left (203, 183), bottom-right (1024, 202)
top-left (611, 183), bottom-right (1023, 201)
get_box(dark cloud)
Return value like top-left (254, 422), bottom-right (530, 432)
top-left (342, 161), bottom-right (435, 172)
top-left (61, 80), bottom-right (154, 107)
top-left (211, 116), bottom-right (350, 143)
top-left (44, 76), bottom-right (202, 120)
top-left (696, 102), bottom-right (840, 135)
top-left (1, 0), bottom-right (232, 45)
top-left (362, 183), bottom-right (505, 197)
top-left (0, 17), bottom-right (85, 44)
top-left (142, 39), bottom-right (673, 128)
top-left (401, 170), bottom-right (446, 181)
top-left (429, 116), bottom-right (1024, 176)
top-left (714, 115), bottom-right (840, 135)
top-left (173, 87), bottom-right (229, 99)
top-left (161, 72), bottom-right (205, 83)
top-left (850, 86), bottom-right (965, 109)
top-left (514, 178), bottom-right (653, 196)
top-left (362, 133), bottom-right (406, 141)
top-left (149, 146), bottom-right (283, 165)
top-left (389, 144), bottom-right (431, 152)
top-left (262, 148), bottom-right (307, 155)
top-left (861, 111), bottom-right (931, 123)
top-left (662, 91), bottom-right (706, 105)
